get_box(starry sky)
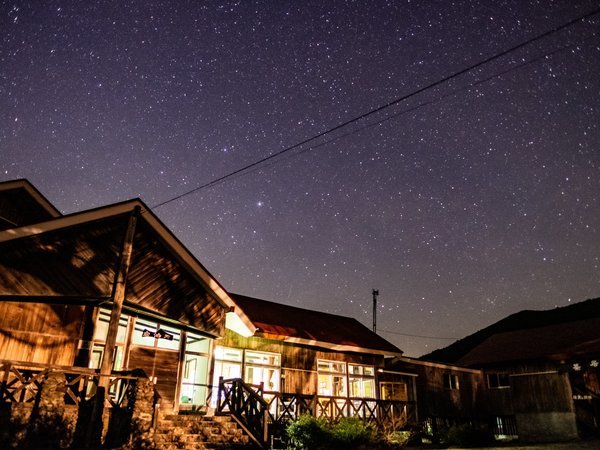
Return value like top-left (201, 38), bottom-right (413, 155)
top-left (2, 0), bottom-right (600, 357)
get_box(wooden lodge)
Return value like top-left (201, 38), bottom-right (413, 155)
top-left (0, 179), bottom-right (416, 447)
top-left (0, 179), bottom-right (247, 411)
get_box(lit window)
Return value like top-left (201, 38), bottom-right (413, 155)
top-left (348, 364), bottom-right (376, 398)
top-left (317, 359), bottom-right (347, 397)
top-left (244, 350), bottom-right (281, 392)
top-left (214, 346), bottom-right (243, 362)
top-left (131, 319), bottom-right (181, 350)
top-left (93, 309), bottom-right (129, 343)
top-left (380, 382), bottom-right (408, 401)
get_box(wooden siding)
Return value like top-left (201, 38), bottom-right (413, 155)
top-left (0, 216), bottom-right (124, 298)
top-left (127, 220), bottom-right (225, 335)
top-left (0, 301), bottom-right (85, 366)
top-left (511, 372), bottom-right (574, 414)
top-left (395, 362), bottom-right (486, 419)
top-left (128, 346), bottom-right (180, 406)
top-left (0, 214), bottom-right (226, 336)
top-left (220, 330), bottom-right (384, 395)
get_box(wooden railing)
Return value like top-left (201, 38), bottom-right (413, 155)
top-left (0, 359), bottom-right (151, 409)
top-left (264, 392), bottom-right (415, 430)
top-left (216, 378), bottom-right (416, 448)
top-left (217, 377), bottom-right (270, 449)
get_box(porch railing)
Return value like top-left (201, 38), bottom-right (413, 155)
top-left (216, 377), bottom-right (416, 448)
top-left (264, 392), bottom-right (415, 429)
top-left (217, 377), bottom-right (270, 449)
top-left (0, 359), bottom-right (152, 409)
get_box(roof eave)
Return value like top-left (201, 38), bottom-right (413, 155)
top-left (256, 331), bottom-right (402, 357)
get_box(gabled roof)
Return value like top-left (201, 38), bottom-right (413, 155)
top-left (0, 198), bottom-right (254, 337)
top-left (230, 293), bottom-right (402, 356)
top-left (457, 317), bottom-right (600, 367)
top-left (423, 297), bottom-right (600, 363)
top-left (0, 179), bottom-right (61, 230)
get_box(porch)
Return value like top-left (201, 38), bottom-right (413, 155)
top-left (216, 377), bottom-right (417, 448)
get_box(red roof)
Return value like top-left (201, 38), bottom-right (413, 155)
top-left (458, 317), bottom-right (600, 367)
top-left (230, 293), bottom-right (402, 356)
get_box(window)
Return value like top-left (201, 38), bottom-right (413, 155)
top-left (317, 359), bottom-right (347, 397)
top-left (211, 346), bottom-right (243, 406)
top-left (211, 347), bottom-right (282, 406)
top-left (89, 309), bottom-right (129, 371)
top-left (132, 318), bottom-right (181, 350)
top-left (443, 373), bottom-right (459, 390)
top-left (244, 350), bottom-right (281, 391)
top-left (487, 373), bottom-right (510, 389)
top-left (380, 382), bottom-right (408, 401)
top-left (348, 364), bottom-right (376, 398)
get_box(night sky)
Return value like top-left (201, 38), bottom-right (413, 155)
top-left (2, 1), bottom-right (600, 357)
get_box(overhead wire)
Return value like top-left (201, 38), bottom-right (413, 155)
top-left (149, 6), bottom-right (600, 211)
top-left (200, 30), bottom-right (600, 186)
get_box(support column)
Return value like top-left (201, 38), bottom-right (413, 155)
top-left (99, 205), bottom-right (140, 389)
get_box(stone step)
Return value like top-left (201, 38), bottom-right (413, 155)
top-left (153, 413), bottom-right (252, 450)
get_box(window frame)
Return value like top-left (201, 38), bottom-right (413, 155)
top-left (443, 373), bottom-right (460, 390)
top-left (487, 372), bottom-right (510, 389)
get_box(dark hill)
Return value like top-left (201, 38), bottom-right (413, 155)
top-left (421, 297), bottom-right (600, 363)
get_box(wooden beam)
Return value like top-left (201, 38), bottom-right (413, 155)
top-left (99, 206), bottom-right (140, 389)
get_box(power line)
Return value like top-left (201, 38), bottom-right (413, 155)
top-left (378, 328), bottom-right (460, 341)
top-left (150, 7), bottom-right (600, 210)
top-left (225, 29), bottom-right (599, 183)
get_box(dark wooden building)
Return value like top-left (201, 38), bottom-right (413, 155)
top-left (385, 356), bottom-right (487, 438)
top-left (457, 317), bottom-right (600, 441)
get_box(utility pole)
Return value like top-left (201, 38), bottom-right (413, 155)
top-left (372, 289), bottom-right (379, 333)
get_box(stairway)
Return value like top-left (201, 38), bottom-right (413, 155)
top-left (154, 413), bottom-right (254, 450)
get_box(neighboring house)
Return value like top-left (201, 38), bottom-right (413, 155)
top-left (423, 298), bottom-right (600, 442)
top-left (457, 317), bottom-right (600, 441)
top-left (386, 356), bottom-right (488, 439)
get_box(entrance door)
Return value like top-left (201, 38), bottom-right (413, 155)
top-left (179, 333), bottom-right (211, 408)
top-left (211, 346), bottom-right (243, 406)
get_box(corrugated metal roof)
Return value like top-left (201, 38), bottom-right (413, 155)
top-left (230, 293), bottom-right (402, 356)
top-left (458, 317), bottom-right (600, 367)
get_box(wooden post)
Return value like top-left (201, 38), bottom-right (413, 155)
top-left (99, 206), bottom-right (140, 390)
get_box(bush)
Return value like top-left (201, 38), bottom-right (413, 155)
top-left (286, 414), bottom-right (331, 450)
top-left (330, 417), bottom-right (375, 448)
top-left (384, 430), bottom-right (415, 447)
top-left (286, 415), bottom-right (410, 450)
top-left (445, 423), bottom-right (492, 447)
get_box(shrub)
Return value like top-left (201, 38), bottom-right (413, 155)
top-left (286, 414), bottom-right (331, 450)
top-left (384, 430), bottom-right (415, 447)
top-left (445, 422), bottom-right (492, 447)
top-left (330, 417), bottom-right (375, 448)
